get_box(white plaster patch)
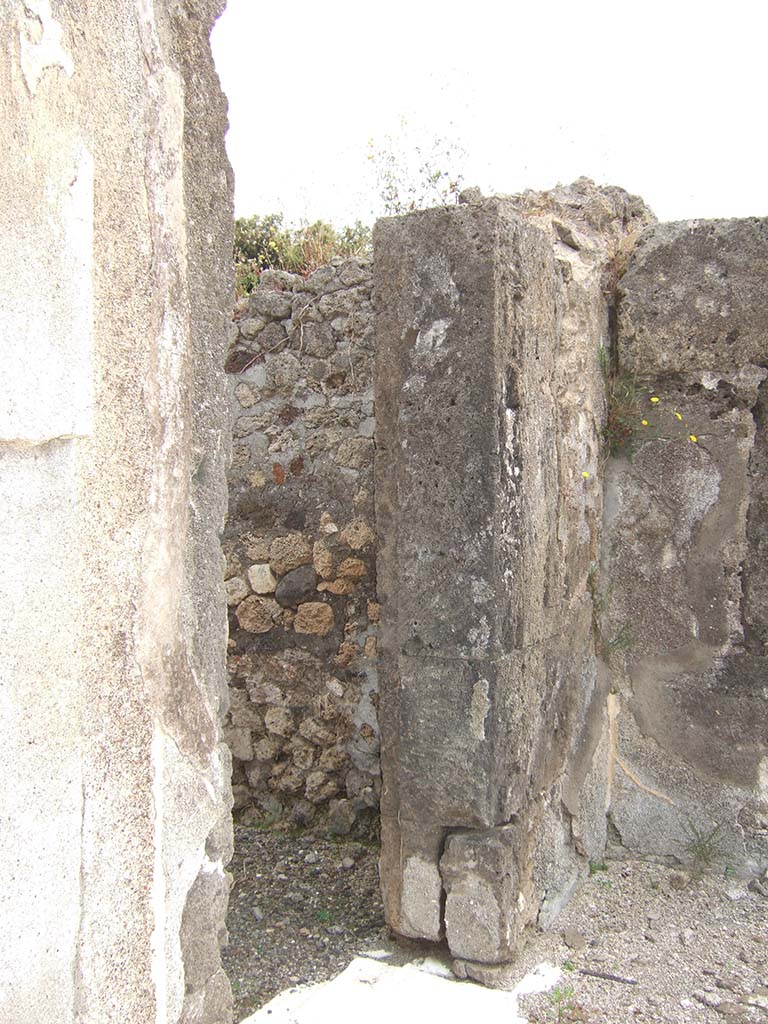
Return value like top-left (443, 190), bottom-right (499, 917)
top-left (18, 0), bottom-right (74, 95)
top-left (201, 855), bottom-right (224, 877)
top-left (0, 143), bottom-right (94, 441)
top-left (468, 615), bottom-right (491, 656)
top-left (470, 678), bottom-right (491, 741)
top-left (512, 962), bottom-right (563, 1000)
top-left (415, 318), bottom-right (451, 355)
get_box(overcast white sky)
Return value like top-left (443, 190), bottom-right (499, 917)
top-left (212, 0), bottom-right (767, 227)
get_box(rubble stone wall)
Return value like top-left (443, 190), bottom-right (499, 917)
top-left (223, 258), bottom-right (380, 833)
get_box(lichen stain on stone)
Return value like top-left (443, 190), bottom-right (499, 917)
top-left (18, 0), bottom-right (75, 96)
top-left (414, 318), bottom-right (451, 357)
top-left (467, 615), bottom-right (490, 657)
top-left (470, 678), bottom-right (491, 741)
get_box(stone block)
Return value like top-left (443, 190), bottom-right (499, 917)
top-left (440, 826), bottom-right (524, 963)
top-left (618, 218), bottom-right (768, 378)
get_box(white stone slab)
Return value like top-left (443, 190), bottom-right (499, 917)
top-left (241, 956), bottom-right (562, 1024)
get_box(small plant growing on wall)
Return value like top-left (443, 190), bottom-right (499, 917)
top-left (680, 818), bottom-right (725, 877)
top-left (600, 346), bottom-right (701, 458)
top-left (587, 563), bottom-right (632, 660)
top-left (366, 118), bottom-right (466, 216)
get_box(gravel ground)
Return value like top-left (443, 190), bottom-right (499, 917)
top-left (223, 826), bottom-right (767, 1023)
top-left (223, 824), bottom-right (387, 1020)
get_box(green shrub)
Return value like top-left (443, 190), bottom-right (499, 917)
top-left (233, 213), bottom-right (371, 296)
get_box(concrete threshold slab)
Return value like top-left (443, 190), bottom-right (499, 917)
top-left (240, 955), bottom-right (562, 1024)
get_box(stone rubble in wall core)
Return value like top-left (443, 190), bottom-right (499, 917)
top-left (223, 256), bottom-right (380, 832)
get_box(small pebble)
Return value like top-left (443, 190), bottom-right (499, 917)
top-left (694, 990), bottom-right (721, 1008)
top-left (563, 926), bottom-right (587, 950)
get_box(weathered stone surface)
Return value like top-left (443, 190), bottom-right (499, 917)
top-left (605, 218), bottom-right (768, 876)
top-left (223, 726), bottom-right (254, 763)
top-left (618, 218), bottom-right (768, 377)
top-left (249, 287), bottom-right (294, 319)
top-left (239, 316), bottom-right (267, 339)
top-left (275, 564), bottom-right (318, 608)
top-left (305, 770), bottom-right (341, 803)
top-left (451, 958), bottom-right (518, 990)
top-left (313, 540), bottom-right (336, 579)
top-left (264, 707), bottom-right (295, 738)
top-left (327, 797), bottom-right (357, 835)
top-left (269, 533), bottom-right (313, 575)
top-left (375, 188), bottom-right (645, 965)
top-left (440, 826), bottom-right (523, 963)
top-left (1, 2), bottom-right (233, 1021)
top-left (225, 575), bottom-right (249, 606)
top-left (318, 578), bottom-right (358, 596)
top-left (294, 601), bottom-right (335, 636)
top-left (337, 557), bottom-right (367, 579)
top-left (376, 203), bottom-right (556, 954)
top-left (339, 517), bottom-right (375, 550)
top-left (236, 596), bottom-right (278, 634)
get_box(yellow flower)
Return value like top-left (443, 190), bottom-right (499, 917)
top-left (689, 434), bottom-right (698, 443)
top-left (650, 396), bottom-right (660, 404)
top-left (675, 412), bottom-right (683, 421)
top-left (582, 471), bottom-right (590, 479)
top-left (641, 419), bottom-right (649, 426)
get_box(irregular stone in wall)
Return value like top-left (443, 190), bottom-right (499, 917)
top-left (225, 575), bottom-right (249, 606)
top-left (275, 565), bottom-right (318, 607)
top-left (618, 218), bottom-right (768, 377)
top-left (294, 601), bottom-right (335, 636)
top-left (236, 596), bottom-right (278, 633)
top-left (269, 534), bottom-right (313, 575)
top-left (248, 563), bottom-right (277, 594)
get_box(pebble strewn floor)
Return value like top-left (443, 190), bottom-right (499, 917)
top-left (223, 825), bottom-right (768, 1024)
top-left (223, 825), bottom-right (387, 1020)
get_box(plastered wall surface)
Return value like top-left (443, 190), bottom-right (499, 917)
top-left (603, 218), bottom-right (768, 874)
top-left (1, 3), bottom-right (233, 1022)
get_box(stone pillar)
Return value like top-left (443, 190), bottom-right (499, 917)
top-left (604, 218), bottom-right (768, 875)
top-left (374, 197), bottom-right (611, 976)
top-left (0, 3), bottom-right (233, 1022)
